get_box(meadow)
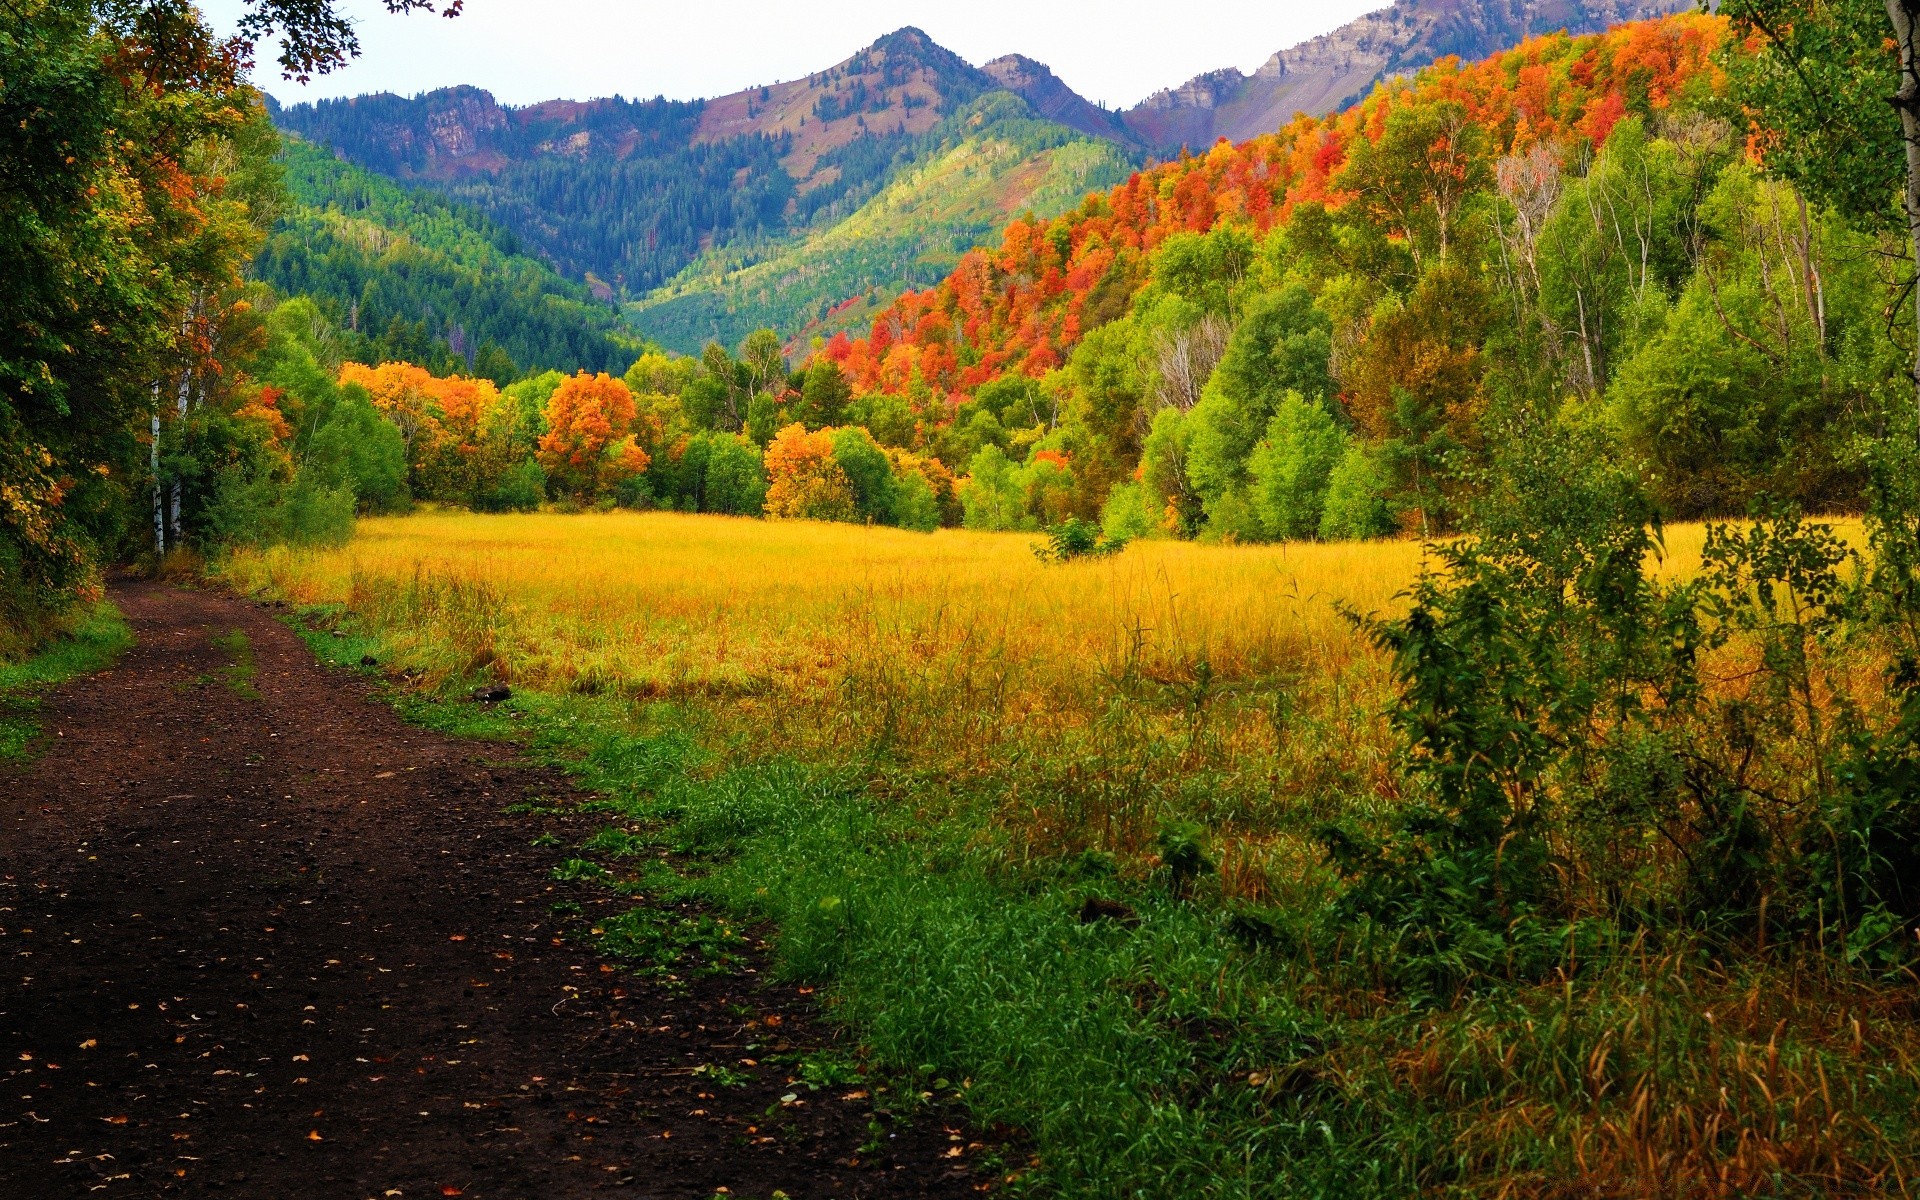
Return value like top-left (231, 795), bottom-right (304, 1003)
top-left (223, 512), bottom-right (1920, 1198)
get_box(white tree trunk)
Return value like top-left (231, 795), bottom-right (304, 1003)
top-left (1888, 0), bottom-right (1920, 432)
top-left (151, 397), bottom-right (165, 556)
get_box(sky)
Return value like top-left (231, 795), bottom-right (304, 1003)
top-left (198, 0), bottom-right (1389, 112)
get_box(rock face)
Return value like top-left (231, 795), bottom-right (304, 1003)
top-left (1120, 0), bottom-right (1698, 152)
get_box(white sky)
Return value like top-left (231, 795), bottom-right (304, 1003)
top-left (198, 0), bottom-right (1388, 112)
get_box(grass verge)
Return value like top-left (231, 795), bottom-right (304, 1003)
top-left (0, 603), bottom-right (133, 764)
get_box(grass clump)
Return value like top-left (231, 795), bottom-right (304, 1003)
top-left (209, 628), bottom-right (260, 699)
top-left (0, 603), bottom-right (131, 765)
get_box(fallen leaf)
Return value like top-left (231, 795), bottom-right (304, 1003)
top-left (102, 1115), bottom-right (128, 1125)
top-left (946, 1146), bottom-right (964, 1158)
top-left (307, 1130), bottom-right (322, 1141)
top-left (440, 1188), bottom-right (464, 1197)
top-left (448, 935), bottom-right (467, 942)
top-left (375, 771), bottom-right (396, 779)
top-left (78, 1039), bottom-right (97, 1050)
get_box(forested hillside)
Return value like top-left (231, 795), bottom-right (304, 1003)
top-left (774, 14), bottom-right (1862, 536)
top-left (271, 29), bottom-right (1009, 299)
top-left (631, 93), bottom-right (1137, 352)
top-left (255, 138), bottom-right (643, 378)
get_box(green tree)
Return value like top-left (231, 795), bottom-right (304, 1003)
top-left (1248, 396), bottom-right (1346, 539)
top-left (796, 359), bottom-right (852, 428)
top-left (307, 388), bottom-right (409, 512)
top-left (829, 427), bottom-right (895, 523)
top-left (1720, 0), bottom-right (1920, 417)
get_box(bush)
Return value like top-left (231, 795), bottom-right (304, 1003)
top-left (1033, 517), bottom-right (1127, 563)
top-left (1100, 481), bottom-right (1156, 541)
top-left (476, 459), bottom-right (546, 513)
top-left (207, 464), bottom-right (355, 549)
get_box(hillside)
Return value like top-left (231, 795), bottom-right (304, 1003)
top-left (254, 137), bottom-right (642, 376)
top-left (1119, 0), bottom-right (1696, 149)
top-left (822, 14), bottom-right (1724, 399)
top-left (629, 94), bottom-right (1136, 353)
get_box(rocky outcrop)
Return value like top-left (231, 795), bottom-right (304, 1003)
top-left (1121, 0), bottom-right (1697, 152)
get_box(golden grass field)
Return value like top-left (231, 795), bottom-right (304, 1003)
top-left (220, 512), bottom-right (1733, 888)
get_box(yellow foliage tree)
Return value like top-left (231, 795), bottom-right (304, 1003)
top-left (762, 423), bottom-right (856, 521)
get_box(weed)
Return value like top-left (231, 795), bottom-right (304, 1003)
top-left (592, 905), bottom-right (751, 986)
top-left (551, 858), bottom-right (609, 883)
top-left (209, 628), bottom-right (260, 699)
top-left (691, 1062), bottom-right (750, 1088)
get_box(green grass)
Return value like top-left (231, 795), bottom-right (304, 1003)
top-left (0, 603), bottom-right (132, 764)
top-left (276, 604), bottom-right (1920, 1198)
top-left (209, 628), bottom-right (260, 699)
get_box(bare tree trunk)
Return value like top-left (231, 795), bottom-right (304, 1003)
top-left (151, 392), bottom-right (165, 556)
top-left (171, 365), bottom-right (188, 545)
top-left (1888, 0), bottom-right (1920, 435)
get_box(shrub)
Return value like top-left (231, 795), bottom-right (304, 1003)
top-left (1319, 443), bottom-right (1397, 540)
top-left (475, 459), bottom-right (546, 513)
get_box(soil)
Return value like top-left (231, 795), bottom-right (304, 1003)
top-left (0, 581), bottom-right (999, 1199)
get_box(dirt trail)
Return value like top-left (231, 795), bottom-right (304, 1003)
top-left (0, 581), bottom-right (990, 1199)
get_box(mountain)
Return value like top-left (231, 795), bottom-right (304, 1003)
top-left (271, 29), bottom-right (1005, 300)
top-left (255, 137), bottom-right (643, 377)
top-left (630, 94), bottom-right (1134, 353)
top-left (1118, 0), bottom-right (1698, 150)
top-left (819, 14), bottom-right (1724, 404)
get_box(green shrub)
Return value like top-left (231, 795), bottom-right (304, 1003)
top-left (1319, 443), bottom-right (1397, 540)
top-left (476, 459), bottom-right (546, 513)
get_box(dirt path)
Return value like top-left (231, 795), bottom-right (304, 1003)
top-left (0, 582), bottom-right (991, 1199)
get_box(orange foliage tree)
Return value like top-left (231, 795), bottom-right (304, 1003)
top-left (537, 372), bottom-right (652, 500)
top-left (762, 424), bottom-right (856, 521)
top-left (337, 361), bottom-right (510, 501)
